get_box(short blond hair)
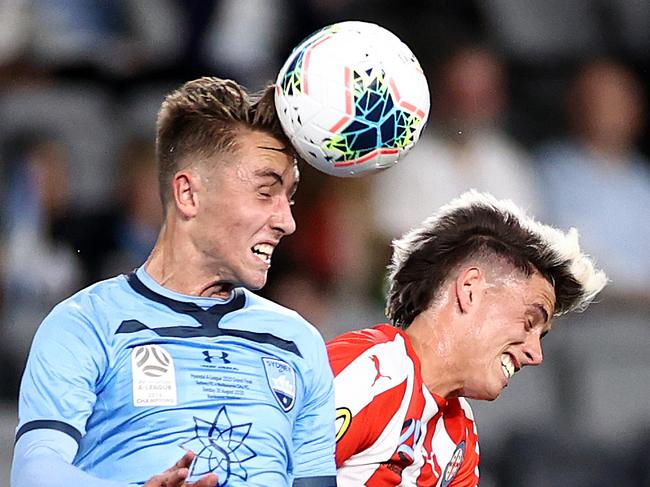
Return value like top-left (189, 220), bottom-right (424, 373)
top-left (155, 77), bottom-right (292, 207)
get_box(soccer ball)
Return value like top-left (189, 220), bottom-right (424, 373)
top-left (275, 21), bottom-right (430, 177)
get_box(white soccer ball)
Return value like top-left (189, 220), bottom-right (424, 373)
top-left (275, 21), bottom-right (430, 177)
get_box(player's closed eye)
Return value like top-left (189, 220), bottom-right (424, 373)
top-left (258, 185), bottom-right (273, 198)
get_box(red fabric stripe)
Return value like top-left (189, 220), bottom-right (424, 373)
top-left (443, 400), bottom-right (467, 442)
top-left (335, 379), bottom-right (407, 467)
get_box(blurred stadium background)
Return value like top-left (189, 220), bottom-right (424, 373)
top-left (1, 1), bottom-right (649, 485)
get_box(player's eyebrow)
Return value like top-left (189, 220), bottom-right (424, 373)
top-left (258, 145), bottom-right (289, 153)
top-left (254, 167), bottom-right (298, 198)
top-left (254, 168), bottom-right (283, 185)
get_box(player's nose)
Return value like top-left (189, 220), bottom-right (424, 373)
top-left (271, 195), bottom-right (296, 236)
top-left (522, 334), bottom-right (544, 366)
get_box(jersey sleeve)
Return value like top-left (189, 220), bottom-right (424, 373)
top-left (16, 298), bottom-right (109, 445)
top-left (291, 329), bottom-right (337, 481)
top-left (12, 429), bottom-right (125, 487)
top-left (327, 328), bottom-right (410, 467)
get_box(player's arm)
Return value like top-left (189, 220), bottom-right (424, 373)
top-left (291, 330), bottom-right (337, 486)
top-left (12, 428), bottom-right (124, 487)
top-left (12, 430), bottom-right (217, 487)
top-left (327, 331), bottom-right (406, 467)
top-left (11, 303), bottom-right (109, 486)
top-left (11, 303), bottom-right (215, 487)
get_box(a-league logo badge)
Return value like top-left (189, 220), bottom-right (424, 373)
top-left (131, 344), bottom-right (177, 406)
top-left (262, 357), bottom-right (296, 412)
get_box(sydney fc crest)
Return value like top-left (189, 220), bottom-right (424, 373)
top-left (262, 358), bottom-right (296, 412)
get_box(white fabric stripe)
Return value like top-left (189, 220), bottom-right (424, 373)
top-left (333, 334), bottom-right (410, 415)
top-left (458, 399), bottom-right (480, 456)
top-left (458, 398), bottom-right (475, 422)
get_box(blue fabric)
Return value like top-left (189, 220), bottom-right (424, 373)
top-left (14, 266), bottom-right (336, 486)
top-left (12, 429), bottom-right (125, 487)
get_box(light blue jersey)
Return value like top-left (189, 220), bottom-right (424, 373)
top-left (15, 267), bottom-right (337, 486)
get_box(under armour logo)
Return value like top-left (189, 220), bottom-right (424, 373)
top-left (203, 350), bottom-right (230, 364)
top-left (370, 354), bottom-right (391, 386)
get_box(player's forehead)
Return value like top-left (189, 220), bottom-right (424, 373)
top-left (212, 129), bottom-right (289, 169)
top-left (492, 270), bottom-right (555, 319)
top-left (239, 131), bottom-right (296, 169)
top-left (221, 132), bottom-right (298, 194)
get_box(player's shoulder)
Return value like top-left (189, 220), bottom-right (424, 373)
top-left (240, 289), bottom-right (326, 349)
top-left (242, 288), bottom-right (300, 315)
top-left (49, 273), bottom-right (130, 317)
top-left (242, 289), bottom-right (313, 327)
top-left (327, 323), bottom-right (399, 348)
top-left (327, 323), bottom-right (404, 358)
top-left (327, 324), bottom-right (410, 376)
top-left (35, 274), bottom-right (130, 341)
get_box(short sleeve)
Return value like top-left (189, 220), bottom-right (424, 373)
top-left (17, 300), bottom-right (109, 443)
top-left (327, 328), bottom-right (405, 467)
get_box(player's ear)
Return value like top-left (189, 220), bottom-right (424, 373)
top-left (455, 266), bottom-right (484, 314)
top-left (172, 169), bottom-right (200, 219)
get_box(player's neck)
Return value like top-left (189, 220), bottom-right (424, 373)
top-left (406, 308), bottom-right (466, 399)
top-left (144, 224), bottom-right (235, 299)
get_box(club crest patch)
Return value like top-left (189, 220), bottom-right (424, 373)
top-left (262, 357), bottom-right (296, 412)
top-left (441, 440), bottom-right (466, 487)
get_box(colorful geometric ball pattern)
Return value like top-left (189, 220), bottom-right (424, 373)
top-left (275, 20), bottom-right (430, 177)
top-left (324, 68), bottom-right (423, 165)
top-left (279, 25), bottom-right (339, 97)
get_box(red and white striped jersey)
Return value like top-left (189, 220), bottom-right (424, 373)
top-left (327, 324), bottom-right (480, 486)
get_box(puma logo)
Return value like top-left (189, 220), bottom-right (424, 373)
top-left (370, 354), bottom-right (391, 386)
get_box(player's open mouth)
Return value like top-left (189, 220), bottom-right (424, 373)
top-left (252, 244), bottom-right (274, 264)
top-left (500, 353), bottom-right (516, 379)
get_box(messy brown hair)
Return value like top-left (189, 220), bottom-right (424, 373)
top-left (386, 190), bottom-right (608, 328)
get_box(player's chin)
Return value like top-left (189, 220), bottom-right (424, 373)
top-left (484, 388), bottom-right (504, 402)
top-left (461, 381), bottom-right (503, 402)
top-left (243, 271), bottom-right (269, 291)
top-left (474, 390), bottom-right (502, 402)
top-left (472, 388), bottom-right (502, 402)
top-left (479, 375), bottom-right (508, 401)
